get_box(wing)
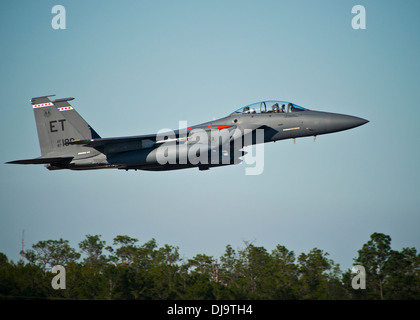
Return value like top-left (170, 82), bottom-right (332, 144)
top-left (70, 134), bottom-right (158, 151)
top-left (70, 125), bottom-right (238, 154)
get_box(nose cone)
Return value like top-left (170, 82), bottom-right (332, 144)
top-left (327, 113), bottom-right (369, 133)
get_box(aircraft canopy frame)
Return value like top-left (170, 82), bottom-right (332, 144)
top-left (233, 101), bottom-right (309, 114)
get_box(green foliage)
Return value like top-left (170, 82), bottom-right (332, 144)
top-left (21, 238), bottom-right (80, 272)
top-left (78, 234), bottom-right (107, 270)
top-left (1, 233), bottom-right (419, 300)
top-left (352, 233), bottom-right (420, 300)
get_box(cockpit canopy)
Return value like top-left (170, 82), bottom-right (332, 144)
top-left (233, 101), bottom-right (309, 114)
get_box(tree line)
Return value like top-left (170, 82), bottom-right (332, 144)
top-left (0, 232), bottom-right (419, 300)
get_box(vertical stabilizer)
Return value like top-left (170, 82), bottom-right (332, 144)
top-left (53, 97), bottom-right (101, 139)
top-left (31, 95), bottom-right (95, 158)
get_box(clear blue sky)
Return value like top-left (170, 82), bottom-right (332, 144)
top-left (1, 0), bottom-right (419, 271)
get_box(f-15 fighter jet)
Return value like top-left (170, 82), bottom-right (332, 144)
top-left (7, 96), bottom-right (368, 171)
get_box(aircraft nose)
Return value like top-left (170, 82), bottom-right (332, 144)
top-left (327, 113), bottom-right (369, 133)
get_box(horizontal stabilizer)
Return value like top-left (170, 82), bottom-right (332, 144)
top-left (6, 156), bottom-right (73, 165)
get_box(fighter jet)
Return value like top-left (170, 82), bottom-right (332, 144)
top-left (7, 95), bottom-right (368, 171)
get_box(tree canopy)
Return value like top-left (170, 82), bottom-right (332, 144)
top-left (0, 233), bottom-right (419, 300)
